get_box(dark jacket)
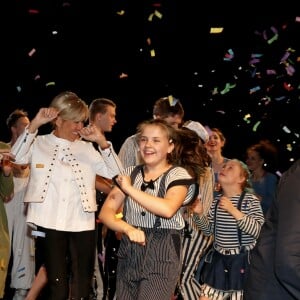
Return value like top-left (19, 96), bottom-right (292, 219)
top-left (244, 159), bottom-right (300, 300)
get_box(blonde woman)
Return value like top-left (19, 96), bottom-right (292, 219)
top-left (11, 91), bottom-right (123, 300)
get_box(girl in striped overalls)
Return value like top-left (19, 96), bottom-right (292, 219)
top-left (99, 119), bottom-right (198, 300)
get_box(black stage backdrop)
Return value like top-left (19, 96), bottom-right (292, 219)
top-left (1, 1), bottom-right (300, 173)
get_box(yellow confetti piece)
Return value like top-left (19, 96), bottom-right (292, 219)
top-left (148, 13), bottom-right (154, 22)
top-left (168, 95), bottom-right (178, 107)
top-left (116, 10), bottom-right (125, 16)
top-left (154, 10), bottom-right (162, 19)
top-left (150, 49), bottom-right (155, 57)
top-left (243, 113), bottom-right (251, 124)
top-left (210, 27), bottom-right (224, 34)
top-left (46, 82), bottom-right (55, 87)
top-left (115, 212), bottom-right (123, 219)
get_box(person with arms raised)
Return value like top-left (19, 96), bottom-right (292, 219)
top-left (11, 91), bottom-right (123, 300)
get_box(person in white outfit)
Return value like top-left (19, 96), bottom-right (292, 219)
top-left (11, 91), bottom-right (123, 300)
top-left (5, 109), bottom-right (35, 300)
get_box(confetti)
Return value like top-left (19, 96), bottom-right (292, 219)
top-left (252, 121), bottom-right (261, 132)
top-left (150, 49), bottom-right (155, 57)
top-left (220, 83), bottom-right (236, 94)
top-left (115, 212), bottom-right (123, 219)
top-left (28, 48), bottom-right (36, 57)
top-left (168, 95), bottom-right (178, 106)
top-left (210, 27), bottom-right (224, 34)
top-left (28, 9), bottom-right (39, 14)
top-left (282, 126), bottom-right (291, 134)
top-left (249, 86), bottom-right (261, 94)
top-left (154, 10), bottom-right (162, 19)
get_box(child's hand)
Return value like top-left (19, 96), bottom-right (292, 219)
top-left (219, 196), bottom-right (235, 213)
top-left (125, 226), bottom-right (146, 246)
top-left (192, 197), bottom-right (204, 215)
top-left (115, 175), bottom-right (132, 193)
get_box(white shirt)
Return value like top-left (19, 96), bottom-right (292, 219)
top-left (12, 129), bottom-right (123, 232)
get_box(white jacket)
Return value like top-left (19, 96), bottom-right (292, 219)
top-left (12, 128), bottom-right (123, 213)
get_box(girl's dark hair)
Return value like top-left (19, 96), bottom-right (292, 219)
top-left (174, 127), bottom-right (211, 181)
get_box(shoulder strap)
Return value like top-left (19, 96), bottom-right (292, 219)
top-left (122, 165), bottom-right (143, 219)
top-left (153, 166), bottom-right (177, 227)
top-left (237, 191), bottom-right (246, 246)
top-left (157, 165), bottom-right (177, 197)
top-left (130, 164), bottom-right (143, 182)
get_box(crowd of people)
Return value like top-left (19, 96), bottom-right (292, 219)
top-left (0, 92), bottom-right (299, 300)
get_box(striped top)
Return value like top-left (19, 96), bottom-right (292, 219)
top-left (193, 192), bottom-right (264, 254)
top-left (118, 134), bottom-right (142, 168)
top-left (121, 165), bottom-right (197, 230)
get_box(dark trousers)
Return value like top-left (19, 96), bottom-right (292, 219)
top-left (38, 226), bottom-right (96, 300)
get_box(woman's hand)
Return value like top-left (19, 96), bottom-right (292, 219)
top-left (28, 107), bottom-right (59, 132)
top-left (79, 124), bottom-right (110, 149)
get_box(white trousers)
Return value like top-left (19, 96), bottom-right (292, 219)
top-left (4, 177), bottom-right (35, 290)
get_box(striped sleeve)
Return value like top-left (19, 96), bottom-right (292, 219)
top-left (237, 193), bottom-right (265, 239)
top-left (192, 213), bottom-right (213, 236)
top-left (118, 134), bottom-right (141, 168)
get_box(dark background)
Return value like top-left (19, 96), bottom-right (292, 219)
top-left (2, 2), bottom-right (300, 173)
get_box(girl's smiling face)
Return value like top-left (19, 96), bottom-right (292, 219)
top-left (138, 124), bottom-right (174, 166)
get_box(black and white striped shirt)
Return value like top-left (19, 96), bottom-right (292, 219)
top-left (121, 165), bottom-right (197, 230)
top-left (193, 193), bottom-right (264, 254)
